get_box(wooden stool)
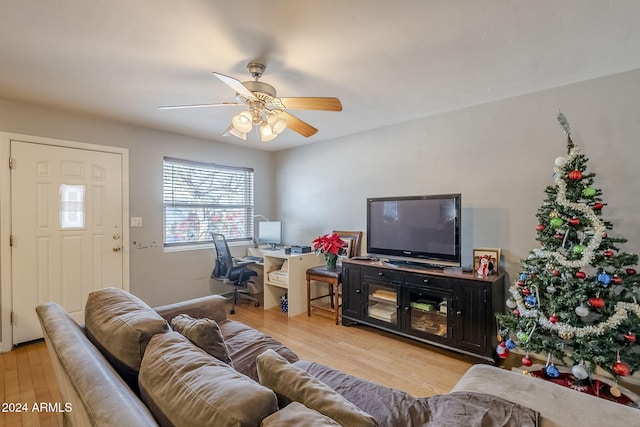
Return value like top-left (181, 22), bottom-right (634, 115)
top-left (306, 266), bottom-right (341, 325)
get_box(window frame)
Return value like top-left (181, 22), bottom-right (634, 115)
top-left (162, 156), bottom-right (255, 249)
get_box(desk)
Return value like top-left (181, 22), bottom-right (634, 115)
top-left (248, 247), bottom-right (323, 317)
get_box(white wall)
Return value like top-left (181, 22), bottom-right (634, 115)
top-left (275, 69), bottom-right (640, 288)
top-left (0, 98), bottom-right (276, 312)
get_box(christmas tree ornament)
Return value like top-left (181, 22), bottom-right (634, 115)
top-left (505, 338), bottom-right (516, 350)
top-left (597, 273), bottom-right (611, 285)
top-left (624, 332), bottom-right (636, 343)
top-left (568, 217), bottom-right (581, 226)
top-left (613, 352), bottom-right (631, 376)
top-left (521, 354), bottom-right (533, 367)
top-left (571, 364), bottom-right (589, 380)
top-left (550, 217), bottom-right (564, 228)
top-left (545, 363), bottom-right (560, 378)
top-left (603, 250), bottom-right (614, 257)
top-left (536, 224), bottom-right (546, 231)
top-left (575, 271), bottom-right (586, 279)
top-left (626, 268), bottom-right (637, 275)
top-left (516, 331), bottom-right (528, 341)
top-left (589, 297), bottom-right (605, 308)
top-left (568, 170), bottom-right (583, 181)
top-left (610, 386), bottom-right (622, 398)
top-left (496, 341), bottom-right (508, 359)
top-left (552, 269), bottom-right (561, 277)
top-left (582, 187), bottom-right (596, 197)
top-left (525, 295), bottom-right (538, 307)
top-left (546, 285), bottom-right (556, 293)
top-left (553, 232), bottom-right (564, 240)
top-left (549, 314), bottom-right (559, 323)
top-left (572, 244), bottom-right (586, 255)
top-left (593, 202), bottom-right (604, 210)
top-left (521, 287), bottom-right (531, 296)
top-left (506, 298), bottom-right (517, 309)
top-left (513, 308), bottom-right (520, 316)
top-left (611, 275), bottom-right (622, 285)
top-left (575, 305), bottom-right (590, 317)
top-left (555, 156), bottom-right (567, 167)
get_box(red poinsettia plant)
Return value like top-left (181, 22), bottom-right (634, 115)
top-left (312, 233), bottom-right (345, 255)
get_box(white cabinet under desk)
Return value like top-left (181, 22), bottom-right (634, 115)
top-left (247, 248), bottom-right (323, 317)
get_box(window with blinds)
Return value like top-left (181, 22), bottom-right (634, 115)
top-left (163, 157), bottom-right (254, 247)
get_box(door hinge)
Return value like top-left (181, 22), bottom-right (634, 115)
top-left (9, 234), bottom-right (14, 246)
top-left (8, 157), bottom-right (13, 169)
top-left (10, 311), bottom-right (14, 325)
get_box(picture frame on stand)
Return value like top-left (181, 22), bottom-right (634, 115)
top-left (473, 248), bottom-right (501, 276)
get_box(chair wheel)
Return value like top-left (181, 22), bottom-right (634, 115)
top-left (230, 308), bottom-right (235, 315)
top-left (255, 302), bottom-right (260, 307)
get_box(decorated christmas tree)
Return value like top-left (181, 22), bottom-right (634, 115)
top-left (497, 113), bottom-right (640, 383)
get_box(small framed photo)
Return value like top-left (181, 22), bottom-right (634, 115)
top-left (473, 248), bottom-right (500, 276)
top-left (337, 237), bottom-right (354, 265)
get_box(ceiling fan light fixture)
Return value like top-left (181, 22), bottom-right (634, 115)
top-left (260, 122), bottom-right (277, 141)
top-left (267, 112), bottom-right (288, 135)
top-left (225, 123), bottom-right (247, 140)
top-left (232, 110), bottom-right (253, 133)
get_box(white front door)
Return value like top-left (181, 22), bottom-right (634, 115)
top-left (10, 139), bottom-right (127, 345)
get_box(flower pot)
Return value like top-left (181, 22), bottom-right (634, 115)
top-left (325, 253), bottom-right (338, 269)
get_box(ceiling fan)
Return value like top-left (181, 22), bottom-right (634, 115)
top-left (159, 62), bottom-right (342, 141)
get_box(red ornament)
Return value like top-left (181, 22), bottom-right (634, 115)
top-left (552, 269), bottom-right (561, 277)
top-left (517, 280), bottom-right (525, 286)
top-left (522, 287), bottom-right (531, 296)
top-left (549, 314), bottom-right (559, 323)
top-left (536, 224), bottom-right (546, 231)
top-left (554, 233), bottom-right (564, 239)
top-left (603, 232), bottom-right (608, 239)
top-left (613, 361), bottom-right (631, 377)
top-left (603, 250), bottom-right (615, 258)
top-left (513, 309), bottom-right (520, 316)
top-left (593, 202), bottom-right (604, 210)
top-left (521, 356), bottom-right (533, 367)
top-left (589, 297), bottom-right (605, 308)
top-left (568, 170), bottom-right (583, 181)
top-left (611, 275), bottom-right (622, 285)
top-left (624, 332), bottom-right (637, 343)
top-left (626, 268), bottom-right (637, 276)
top-left (575, 271), bottom-right (587, 279)
top-left (569, 217), bottom-right (581, 226)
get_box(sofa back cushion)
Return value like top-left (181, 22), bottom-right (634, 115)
top-left (84, 287), bottom-right (170, 393)
top-left (257, 349), bottom-right (377, 426)
top-left (170, 314), bottom-right (233, 366)
top-left (139, 332), bottom-right (278, 427)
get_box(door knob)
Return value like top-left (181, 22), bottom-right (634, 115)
top-left (112, 245), bottom-right (121, 252)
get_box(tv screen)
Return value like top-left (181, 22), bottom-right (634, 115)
top-left (367, 194), bottom-right (461, 265)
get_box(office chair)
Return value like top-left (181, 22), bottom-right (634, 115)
top-left (211, 233), bottom-right (259, 314)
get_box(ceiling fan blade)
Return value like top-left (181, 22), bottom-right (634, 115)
top-left (212, 72), bottom-right (257, 100)
top-left (158, 102), bottom-right (241, 110)
top-left (278, 97), bottom-right (342, 111)
top-left (280, 111), bottom-right (318, 137)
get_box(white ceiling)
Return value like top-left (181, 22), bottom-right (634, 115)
top-left (1, 1), bottom-right (639, 151)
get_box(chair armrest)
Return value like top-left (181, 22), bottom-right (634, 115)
top-left (154, 295), bottom-right (228, 324)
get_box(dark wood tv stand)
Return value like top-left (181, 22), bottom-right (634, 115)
top-left (341, 259), bottom-right (505, 362)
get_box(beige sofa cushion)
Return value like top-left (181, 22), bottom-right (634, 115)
top-left (170, 313), bottom-right (233, 366)
top-left (257, 349), bottom-right (377, 427)
top-left (84, 287), bottom-right (170, 393)
top-left (140, 332), bottom-right (278, 427)
top-left (261, 402), bottom-right (341, 427)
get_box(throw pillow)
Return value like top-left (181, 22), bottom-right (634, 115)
top-left (260, 402), bottom-right (341, 427)
top-left (140, 332), bottom-right (278, 427)
top-left (170, 313), bottom-right (233, 366)
top-left (256, 349), bottom-right (377, 427)
top-left (84, 287), bottom-right (170, 394)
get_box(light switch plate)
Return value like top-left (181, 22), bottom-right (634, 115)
top-left (131, 217), bottom-right (143, 227)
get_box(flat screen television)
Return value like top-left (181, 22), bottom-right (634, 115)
top-left (366, 194), bottom-right (461, 266)
top-left (258, 221), bottom-right (282, 249)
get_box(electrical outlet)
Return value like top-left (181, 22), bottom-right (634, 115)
top-left (130, 217), bottom-right (143, 227)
